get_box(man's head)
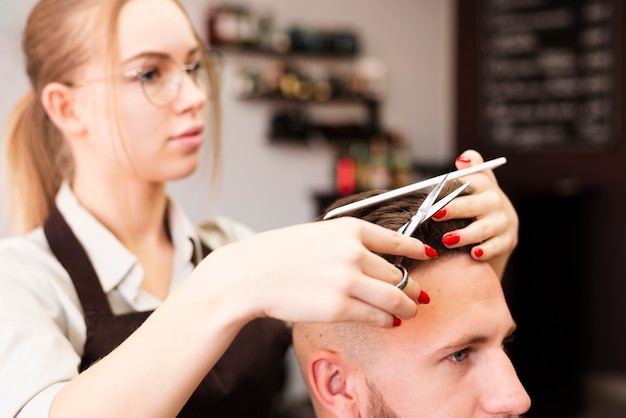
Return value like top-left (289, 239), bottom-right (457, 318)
top-left (292, 181), bottom-right (530, 417)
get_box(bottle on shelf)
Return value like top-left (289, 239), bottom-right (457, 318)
top-left (335, 152), bottom-right (357, 196)
top-left (389, 130), bottom-right (415, 188)
top-left (366, 133), bottom-right (393, 190)
top-left (206, 3), bottom-right (360, 57)
top-left (335, 130), bottom-right (415, 194)
top-left (349, 140), bottom-right (370, 192)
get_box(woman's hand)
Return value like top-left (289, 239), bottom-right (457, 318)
top-left (193, 217), bottom-right (435, 328)
top-left (432, 149), bottom-right (518, 278)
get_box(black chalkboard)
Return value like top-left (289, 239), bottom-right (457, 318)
top-left (476, 0), bottom-right (620, 151)
top-left (455, 2), bottom-right (626, 416)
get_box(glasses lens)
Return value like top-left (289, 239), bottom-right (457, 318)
top-left (137, 56), bottom-right (181, 107)
top-left (194, 50), bottom-right (224, 101)
top-left (137, 50), bottom-right (224, 107)
top-left (188, 55), bottom-right (210, 96)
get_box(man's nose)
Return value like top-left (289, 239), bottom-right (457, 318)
top-left (479, 351), bottom-right (532, 416)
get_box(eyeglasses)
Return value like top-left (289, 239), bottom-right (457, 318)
top-left (66, 49), bottom-right (224, 108)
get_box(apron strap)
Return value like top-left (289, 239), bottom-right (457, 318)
top-left (44, 204), bottom-right (113, 315)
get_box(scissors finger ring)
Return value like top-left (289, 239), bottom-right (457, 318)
top-left (394, 264), bottom-right (409, 290)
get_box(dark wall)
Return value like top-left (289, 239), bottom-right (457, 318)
top-left (454, 0), bottom-right (626, 416)
top-left (503, 189), bottom-right (594, 416)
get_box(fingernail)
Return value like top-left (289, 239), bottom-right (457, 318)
top-left (473, 247), bottom-right (484, 258)
top-left (442, 233), bottom-right (460, 246)
top-left (418, 290), bottom-right (430, 304)
top-left (424, 244), bottom-right (438, 258)
top-left (432, 208), bottom-right (447, 219)
top-left (393, 316), bottom-right (402, 327)
top-left (456, 155), bottom-right (471, 163)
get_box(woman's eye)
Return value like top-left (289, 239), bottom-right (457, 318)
top-left (447, 348), bottom-right (471, 364)
top-left (186, 61), bottom-right (202, 76)
top-left (137, 66), bottom-right (161, 83)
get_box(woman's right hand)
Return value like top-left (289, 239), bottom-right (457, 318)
top-left (192, 217), bottom-right (433, 328)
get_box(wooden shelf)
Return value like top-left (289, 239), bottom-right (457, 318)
top-left (238, 93), bottom-right (375, 105)
top-left (213, 44), bottom-right (358, 60)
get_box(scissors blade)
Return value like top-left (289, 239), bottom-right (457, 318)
top-left (397, 180), bottom-right (471, 235)
top-left (398, 174), bottom-right (449, 236)
top-left (424, 181), bottom-right (471, 219)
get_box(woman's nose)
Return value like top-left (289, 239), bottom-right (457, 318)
top-left (480, 351), bottom-right (532, 415)
top-left (174, 73), bottom-right (208, 112)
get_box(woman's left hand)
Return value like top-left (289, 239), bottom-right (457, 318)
top-left (432, 149), bottom-right (518, 279)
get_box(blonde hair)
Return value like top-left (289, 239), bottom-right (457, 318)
top-left (3, 0), bottom-right (222, 234)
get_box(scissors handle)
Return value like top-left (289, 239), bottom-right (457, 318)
top-left (394, 264), bottom-right (409, 290)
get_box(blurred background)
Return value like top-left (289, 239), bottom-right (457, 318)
top-left (1, 0), bottom-right (624, 416)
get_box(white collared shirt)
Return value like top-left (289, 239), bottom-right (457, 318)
top-left (0, 183), bottom-right (223, 417)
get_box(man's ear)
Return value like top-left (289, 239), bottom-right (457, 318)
top-left (41, 82), bottom-right (86, 135)
top-left (307, 351), bottom-right (363, 418)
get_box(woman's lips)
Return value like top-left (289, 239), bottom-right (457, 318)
top-left (171, 126), bottom-right (204, 147)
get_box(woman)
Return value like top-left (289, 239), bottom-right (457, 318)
top-left (0, 0), bottom-right (518, 416)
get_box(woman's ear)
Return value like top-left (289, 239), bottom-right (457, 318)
top-left (41, 82), bottom-right (86, 135)
top-left (307, 351), bottom-right (364, 418)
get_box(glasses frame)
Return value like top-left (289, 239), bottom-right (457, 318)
top-left (65, 48), bottom-right (224, 108)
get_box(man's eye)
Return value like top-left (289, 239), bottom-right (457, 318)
top-left (502, 333), bottom-right (516, 354)
top-left (447, 348), bottom-right (471, 364)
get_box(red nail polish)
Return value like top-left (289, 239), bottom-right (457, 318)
top-left (424, 244), bottom-right (438, 258)
top-left (432, 208), bottom-right (447, 219)
top-left (456, 155), bottom-right (471, 163)
top-left (418, 290), bottom-right (430, 304)
top-left (442, 233), bottom-right (460, 246)
top-left (393, 316), bottom-right (402, 327)
top-left (473, 248), bottom-right (484, 258)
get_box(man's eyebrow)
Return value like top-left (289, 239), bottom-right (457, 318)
top-left (434, 322), bottom-right (518, 354)
top-left (121, 47), bottom-right (201, 65)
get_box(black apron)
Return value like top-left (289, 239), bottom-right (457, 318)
top-left (44, 204), bottom-right (292, 417)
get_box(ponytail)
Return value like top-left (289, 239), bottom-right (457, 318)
top-left (3, 89), bottom-right (67, 234)
top-left (3, 0), bottom-right (94, 235)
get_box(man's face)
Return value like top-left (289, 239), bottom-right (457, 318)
top-left (360, 254), bottom-right (530, 417)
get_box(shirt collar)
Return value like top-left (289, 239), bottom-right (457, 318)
top-left (167, 198), bottom-right (203, 266)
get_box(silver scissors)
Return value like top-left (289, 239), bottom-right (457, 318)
top-left (392, 174), bottom-right (471, 290)
top-left (323, 173), bottom-right (471, 289)
top-left (323, 157), bottom-right (506, 290)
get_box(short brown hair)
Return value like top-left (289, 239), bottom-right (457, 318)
top-left (318, 179), bottom-right (475, 273)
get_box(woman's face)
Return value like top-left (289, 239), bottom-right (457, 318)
top-left (79, 0), bottom-right (208, 184)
